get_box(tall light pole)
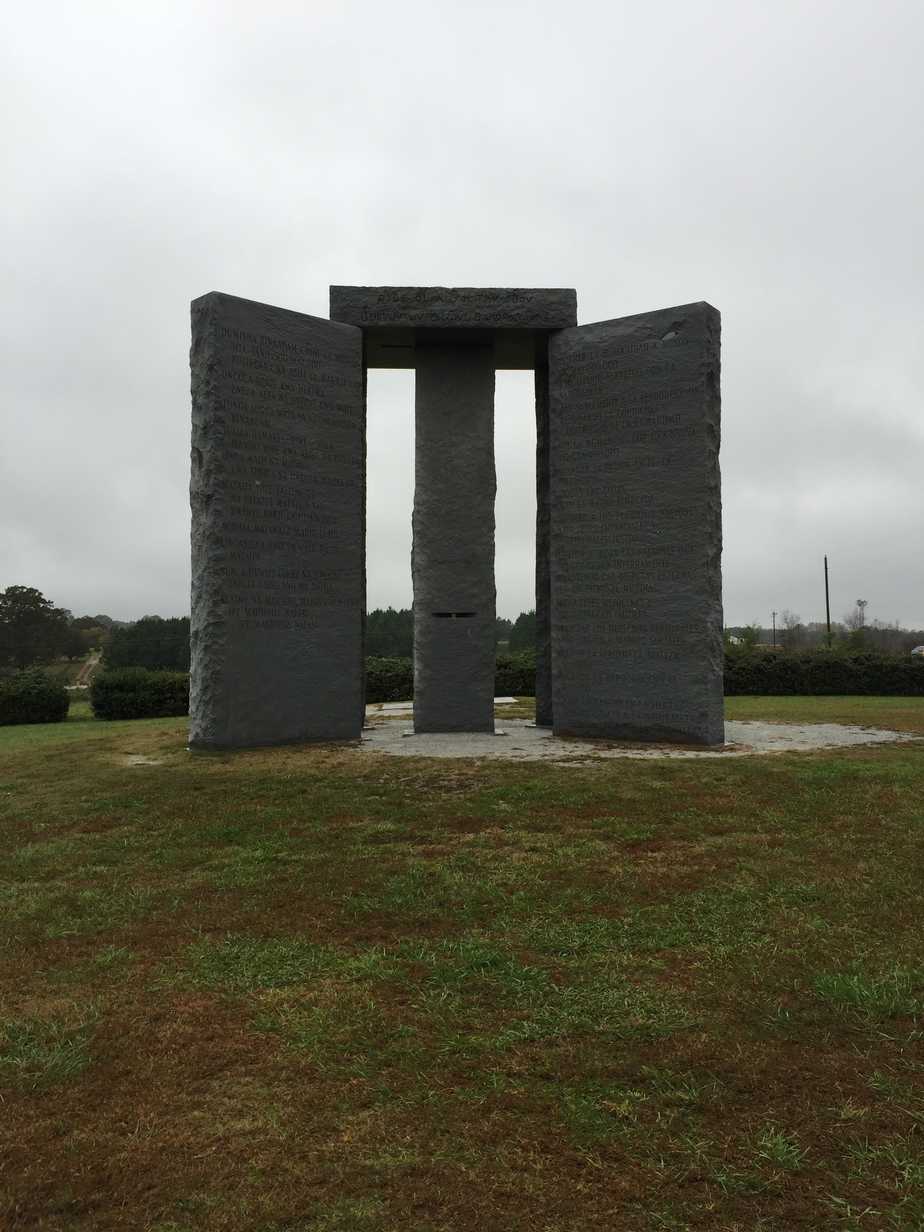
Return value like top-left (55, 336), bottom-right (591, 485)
top-left (772, 610), bottom-right (777, 648)
top-left (857, 599), bottom-right (867, 628)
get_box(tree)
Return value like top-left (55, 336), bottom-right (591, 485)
top-left (779, 610), bottom-right (804, 651)
top-left (71, 622), bottom-right (111, 653)
top-left (63, 625), bottom-right (89, 661)
top-left (865, 619), bottom-right (905, 654)
top-left (73, 615), bottom-right (104, 630)
top-left (365, 607), bottom-right (413, 658)
top-left (843, 605), bottom-right (869, 650)
top-left (844, 601), bottom-right (871, 631)
top-left (0, 586), bottom-right (70, 669)
top-left (495, 616), bottom-right (513, 647)
top-left (105, 616), bottom-right (191, 670)
top-left (508, 609), bottom-right (537, 652)
top-left (724, 623), bottom-right (761, 648)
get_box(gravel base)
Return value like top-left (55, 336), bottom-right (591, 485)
top-left (361, 717), bottom-right (920, 762)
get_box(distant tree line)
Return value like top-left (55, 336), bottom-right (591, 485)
top-left (0, 586), bottom-right (118, 670)
top-left (364, 607), bottom-right (539, 658)
top-left (726, 606), bottom-right (924, 655)
top-left (0, 585), bottom-right (186, 674)
top-left (105, 616), bottom-right (191, 671)
top-left (365, 607), bottom-right (413, 657)
top-left (6, 581), bottom-right (920, 680)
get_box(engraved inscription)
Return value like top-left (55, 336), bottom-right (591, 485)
top-left (196, 321), bottom-right (363, 633)
top-left (549, 303), bottom-right (723, 744)
top-left (189, 292), bottom-right (364, 747)
top-left (329, 286), bottom-right (577, 331)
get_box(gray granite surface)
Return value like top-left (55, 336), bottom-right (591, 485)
top-left (189, 292), bottom-right (365, 748)
top-left (534, 359), bottom-right (553, 727)
top-left (549, 302), bottom-right (724, 745)
top-left (412, 344), bottom-right (496, 732)
top-left (330, 286), bottom-right (577, 332)
top-left (189, 285), bottom-right (724, 749)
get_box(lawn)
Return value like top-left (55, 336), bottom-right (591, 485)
top-left (2, 698), bottom-right (924, 1231)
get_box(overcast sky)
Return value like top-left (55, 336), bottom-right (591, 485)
top-left (3, 1), bottom-right (922, 627)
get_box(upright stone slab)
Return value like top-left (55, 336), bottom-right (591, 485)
top-left (189, 292), bottom-right (364, 748)
top-left (534, 359), bottom-right (553, 727)
top-left (549, 302), bottom-right (724, 745)
top-left (413, 343), bottom-right (496, 732)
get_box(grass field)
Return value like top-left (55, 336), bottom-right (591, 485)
top-left (2, 698), bottom-right (924, 1231)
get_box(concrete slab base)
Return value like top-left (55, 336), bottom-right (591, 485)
top-left (362, 717), bottom-right (919, 762)
top-left (372, 698), bottom-right (518, 716)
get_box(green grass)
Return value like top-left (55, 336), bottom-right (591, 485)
top-left (754, 1126), bottom-right (809, 1171)
top-left (726, 693), bottom-right (924, 731)
top-left (0, 1014), bottom-right (95, 1089)
top-left (1, 696), bottom-right (923, 1230)
top-left (184, 935), bottom-right (399, 992)
top-left (814, 966), bottom-right (924, 1019)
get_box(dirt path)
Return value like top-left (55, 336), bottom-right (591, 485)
top-left (74, 649), bottom-right (102, 686)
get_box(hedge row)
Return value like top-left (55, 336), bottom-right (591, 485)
top-left (91, 668), bottom-right (190, 719)
top-left (364, 652), bottom-right (538, 704)
top-left (0, 670), bottom-right (70, 725)
top-left (369, 651), bottom-right (924, 702)
top-left (494, 651), bottom-right (538, 697)
top-left (365, 657), bottom-right (414, 704)
top-left (80, 651), bottom-right (924, 723)
top-left (724, 651), bottom-right (924, 696)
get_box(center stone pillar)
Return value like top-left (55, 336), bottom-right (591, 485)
top-left (413, 343), bottom-right (496, 732)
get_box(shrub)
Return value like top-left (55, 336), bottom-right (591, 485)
top-left (495, 650), bottom-right (537, 696)
top-left (0, 670), bottom-right (69, 726)
top-left (91, 668), bottom-right (190, 720)
top-left (85, 650), bottom-right (921, 721)
top-left (364, 651), bottom-right (539, 704)
top-left (724, 650), bottom-right (924, 696)
top-left (365, 657), bottom-right (414, 704)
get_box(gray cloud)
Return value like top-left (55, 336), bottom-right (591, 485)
top-left (2, 0), bottom-right (922, 625)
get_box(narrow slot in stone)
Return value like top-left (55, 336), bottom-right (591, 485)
top-left (432, 611), bottom-right (477, 618)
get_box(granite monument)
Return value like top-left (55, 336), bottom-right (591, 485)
top-left (189, 286), bottom-right (723, 748)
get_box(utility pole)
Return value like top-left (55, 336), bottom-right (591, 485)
top-left (772, 610), bottom-right (777, 648)
top-left (824, 556), bottom-right (832, 648)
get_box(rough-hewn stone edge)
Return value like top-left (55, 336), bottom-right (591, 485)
top-left (188, 290), bottom-right (366, 749)
top-left (567, 300), bottom-right (720, 347)
top-left (189, 291), bottom-right (223, 749)
top-left (548, 300), bottom-right (724, 747)
top-left (330, 286), bottom-right (577, 331)
top-left (534, 359), bottom-right (553, 727)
